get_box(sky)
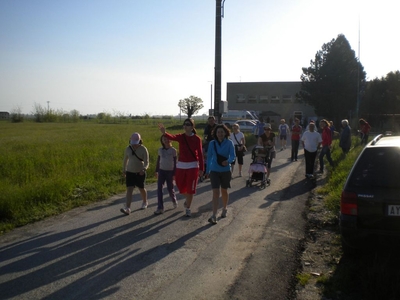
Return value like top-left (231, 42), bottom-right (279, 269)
top-left (0, 0), bottom-right (399, 117)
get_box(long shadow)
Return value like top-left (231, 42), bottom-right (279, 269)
top-left (259, 177), bottom-right (313, 210)
top-left (0, 210), bottom-right (202, 299)
top-left (41, 224), bottom-right (210, 300)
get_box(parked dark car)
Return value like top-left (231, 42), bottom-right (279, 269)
top-left (340, 134), bottom-right (400, 253)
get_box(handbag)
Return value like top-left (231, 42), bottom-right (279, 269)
top-left (233, 134), bottom-right (247, 154)
top-left (213, 141), bottom-right (228, 166)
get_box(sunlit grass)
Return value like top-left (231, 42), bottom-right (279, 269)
top-left (0, 120), bottom-right (188, 232)
top-left (317, 137), bottom-right (363, 215)
top-left (0, 120), bottom-right (254, 233)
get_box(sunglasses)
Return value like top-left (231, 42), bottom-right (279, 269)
top-left (183, 123), bottom-right (192, 126)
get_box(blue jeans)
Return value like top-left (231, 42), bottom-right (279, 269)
top-left (157, 169), bottom-right (176, 209)
top-left (319, 145), bottom-right (333, 172)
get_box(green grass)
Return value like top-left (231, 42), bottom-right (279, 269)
top-left (0, 120), bottom-right (255, 233)
top-left (0, 120), bottom-right (188, 232)
top-left (316, 136), bottom-right (364, 215)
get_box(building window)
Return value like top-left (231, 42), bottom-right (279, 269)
top-left (247, 95), bottom-right (257, 103)
top-left (236, 94), bottom-right (246, 103)
top-left (270, 96), bottom-right (280, 104)
top-left (282, 95), bottom-right (292, 103)
top-left (259, 95), bottom-right (268, 103)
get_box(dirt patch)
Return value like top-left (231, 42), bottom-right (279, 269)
top-left (295, 190), bottom-right (342, 300)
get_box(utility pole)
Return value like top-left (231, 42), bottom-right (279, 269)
top-left (47, 101), bottom-right (50, 112)
top-left (214, 0), bottom-right (225, 124)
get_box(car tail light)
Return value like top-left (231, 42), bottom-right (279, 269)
top-left (341, 191), bottom-right (358, 215)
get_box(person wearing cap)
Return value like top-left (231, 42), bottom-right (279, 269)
top-left (158, 118), bottom-right (204, 217)
top-left (120, 132), bottom-right (149, 215)
top-left (301, 122), bottom-right (322, 178)
top-left (257, 124), bottom-right (276, 183)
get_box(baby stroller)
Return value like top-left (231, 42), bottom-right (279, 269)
top-left (246, 146), bottom-right (270, 189)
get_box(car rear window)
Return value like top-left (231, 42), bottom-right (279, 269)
top-left (347, 147), bottom-right (400, 188)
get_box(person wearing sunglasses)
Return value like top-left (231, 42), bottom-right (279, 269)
top-left (158, 118), bottom-right (204, 217)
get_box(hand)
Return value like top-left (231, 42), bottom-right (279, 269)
top-left (158, 123), bottom-right (166, 134)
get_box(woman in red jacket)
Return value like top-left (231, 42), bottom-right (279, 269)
top-left (318, 119), bottom-right (334, 173)
top-left (158, 118), bottom-right (204, 217)
top-left (359, 118), bottom-right (371, 145)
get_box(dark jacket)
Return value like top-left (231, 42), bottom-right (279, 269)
top-left (339, 125), bottom-right (352, 150)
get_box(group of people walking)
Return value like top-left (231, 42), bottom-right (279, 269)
top-left (120, 116), bottom-right (370, 223)
top-left (121, 117), bottom-right (242, 225)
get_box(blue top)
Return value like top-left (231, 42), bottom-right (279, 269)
top-left (206, 138), bottom-right (236, 173)
top-left (256, 122), bottom-right (265, 136)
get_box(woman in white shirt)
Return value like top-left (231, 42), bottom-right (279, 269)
top-left (230, 124), bottom-right (246, 177)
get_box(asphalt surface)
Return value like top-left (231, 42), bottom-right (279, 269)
top-left (0, 143), bottom-right (315, 300)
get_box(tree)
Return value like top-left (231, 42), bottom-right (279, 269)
top-left (299, 34), bottom-right (366, 123)
top-left (361, 71), bottom-right (400, 128)
top-left (178, 95), bottom-right (204, 118)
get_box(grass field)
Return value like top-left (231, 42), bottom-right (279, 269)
top-left (0, 119), bottom-right (198, 232)
top-left (0, 119), bottom-right (256, 233)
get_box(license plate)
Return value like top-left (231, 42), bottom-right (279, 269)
top-left (388, 205), bottom-right (400, 216)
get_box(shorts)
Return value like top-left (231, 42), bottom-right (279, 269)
top-left (126, 171), bottom-right (146, 188)
top-left (279, 135), bottom-right (287, 140)
top-left (175, 168), bottom-right (199, 194)
top-left (209, 171), bottom-right (232, 189)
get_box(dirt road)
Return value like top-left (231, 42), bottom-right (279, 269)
top-left (0, 146), bottom-right (314, 300)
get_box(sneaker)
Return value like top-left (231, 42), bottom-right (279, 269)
top-left (154, 209), bottom-right (164, 215)
top-left (141, 202), bottom-right (148, 210)
top-left (120, 207), bottom-right (131, 215)
top-left (221, 209), bottom-right (228, 218)
top-left (208, 215), bottom-right (217, 225)
top-left (185, 209), bottom-right (191, 217)
top-left (173, 201), bottom-right (178, 209)
top-left (239, 172), bottom-right (242, 177)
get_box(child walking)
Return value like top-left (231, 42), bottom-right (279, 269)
top-left (154, 135), bottom-right (178, 215)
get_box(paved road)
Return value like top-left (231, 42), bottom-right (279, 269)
top-left (0, 144), bottom-right (316, 300)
